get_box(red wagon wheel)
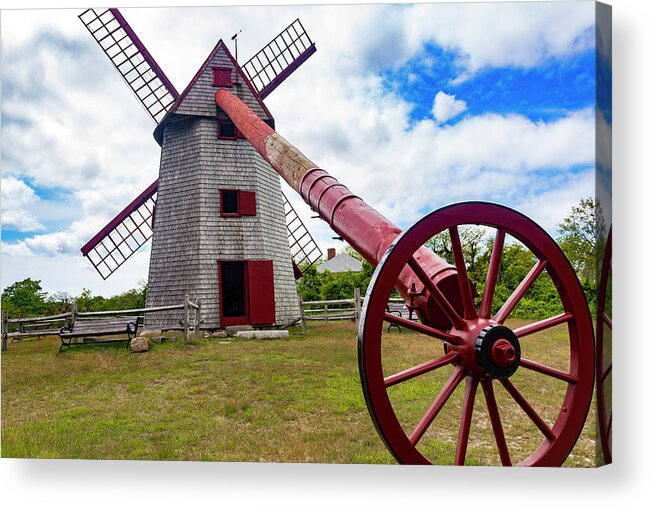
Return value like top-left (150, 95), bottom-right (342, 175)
top-left (359, 202), bottom-right (594, 466)
top-left (596, 228), bottom-right (612, 464)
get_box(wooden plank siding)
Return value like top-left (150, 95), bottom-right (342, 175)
top-left (145, 42), bottom-right (300, 329)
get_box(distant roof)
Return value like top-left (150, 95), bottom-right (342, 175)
top-left (316, 252), bottom-right (363, 273)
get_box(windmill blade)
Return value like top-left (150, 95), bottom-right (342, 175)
top-left (79, 8), bottom-right (179, 123)
top-left (242, 18), bottom-right (316, 100)
top-left (81, 181), bottom-right (158, 280)
top-left (282, 191), bottom-right (322, 278)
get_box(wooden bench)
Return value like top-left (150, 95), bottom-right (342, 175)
top-left (386, 303), bottom-right (405, 333)
top-left (59, 316), bottom-right (139, 353)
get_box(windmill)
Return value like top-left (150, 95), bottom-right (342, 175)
top-left (78, 8), bottom-right (321, 330)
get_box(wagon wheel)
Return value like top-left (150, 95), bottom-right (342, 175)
top-left (596, 228), bottom-right (612, 464)
top-left (359, 202), bottom-right (594, 466)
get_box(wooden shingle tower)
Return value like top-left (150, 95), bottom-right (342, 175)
top-left (78, 9), bottom-right (322, 329)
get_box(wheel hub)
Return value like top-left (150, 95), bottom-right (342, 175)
top-left (474, 325), bottom-right (521, 379)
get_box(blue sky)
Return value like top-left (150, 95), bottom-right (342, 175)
top-left (382, 43), bottom-right (596, 125)
top-left (1, 2), bottom-right (606, 297)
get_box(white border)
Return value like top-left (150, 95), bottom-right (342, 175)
top-left (2, 0), bottom-right (649, 505)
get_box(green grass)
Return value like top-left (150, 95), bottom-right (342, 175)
top-left (1, 321), bottom-right (596, 466)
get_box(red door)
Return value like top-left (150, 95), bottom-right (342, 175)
top-left (247, 260), bottom-right (276, 325)
top-left (219, 260), bottom-right (275, 327)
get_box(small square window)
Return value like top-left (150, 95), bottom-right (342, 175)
top-left (221, 190), bottom-right (239, 215)
top-left (218, 121), bottom-right (237, 140)
top-left (220, 189), bottom-right (256, 217)
top-left (212, 67), bottom-right (232, 87)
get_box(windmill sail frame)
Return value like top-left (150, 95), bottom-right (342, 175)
top-left (242, 18), bottom-right (316, 99)
top-left (79, 8), bottom-right (179, 123)
top-left (81, 180), bottom-right (158, 279)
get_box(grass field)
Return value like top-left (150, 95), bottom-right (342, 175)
top-left (1, 320), bottom-right (596, 466)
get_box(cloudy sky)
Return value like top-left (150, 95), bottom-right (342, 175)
top-left (1, 1), bottom-right (600, 297)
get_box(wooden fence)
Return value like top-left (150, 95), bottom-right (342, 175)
top-left (1, 294), bottom-right (201, 351)
top-left (301, 288), bottom-right (409, 323)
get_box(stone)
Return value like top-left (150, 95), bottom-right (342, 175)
top-left (205, 331), bottom-right (228, 338)
top-left (149, 336), bottom-right (167, 344)
top-left (236, 330), bottom-right (289, 340)
top-left (130, 336), bottom-right (151, 353)
top-left (225, 325), bottom-right (254, 335)
top-left (138, 329), bottom-right (163, 338)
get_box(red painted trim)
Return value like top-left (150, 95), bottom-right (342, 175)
top-left (212, 66), bottom-right (233, 87)
top-left (240, 191), bottom-right (257, 216)
top-left (214, 89), bottom-right (275, 162)
top-left (258, 43), bottom-right (316, 99)
top-left (108, 9), bottom-right (179, 99)
top-left (218, 260), bottom-right (250, 327)
top-left (81, 179), bottom-right (159, 256)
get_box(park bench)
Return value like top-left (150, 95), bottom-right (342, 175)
top-left (59, 316), bottom-right (139, 353)
top-left (386, 303), bottom-right (405, 333)
top-left (11, 322), bottom-right (52, 342)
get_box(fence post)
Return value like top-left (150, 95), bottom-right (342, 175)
top-left (324, 304), bottom-right (329, 323)
top-left (354, 287), bottom-right (361, 324)
top-left (1, 310), bottom-right (8, 352)
top-left (69, 302), bottom-right (78, 344)
top-left (299, 298), bottom-right (307, 334)
top-left (194, 299), bottom-right (202, 340)
top-left (183, 294), bottom-right (190, 344)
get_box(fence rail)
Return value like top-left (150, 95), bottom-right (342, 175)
top-left (1, 294), bottom-right (202, 351)
top-left (301, 292), bottom-right (408, 322)
top-left (2, 289), bottom-right (414, 352)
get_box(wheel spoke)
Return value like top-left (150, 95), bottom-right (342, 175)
top-left (603, 313), bottom-right (612, 329)
top-left (481, 380), bottom-right (511, 466)
top-left (449, 226), bottom-right (478, 320)
top-left (455, 376), bottom-right (478, 466)
top-left (494, 260), bottom-right (547, 324)
top-left (384, 352), bottom-right (458, 387)
top-left (407, 257), bottom-right (466, 330)
top-left (409, 366), bottom-right (465, 446)
top-left (383, 312), bottom-right (462, 345)
top-left (500, 378), bottom-right (556, 441)
top-left (519, 358), bottom-right (577, 384)
top-left (513, 312), bottom-right (573, 338)
top-left (601, 362), bottom-right (612, 382)
top-left (479, 228), bottom-right (506, 319)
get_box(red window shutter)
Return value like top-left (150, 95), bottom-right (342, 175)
top-left (248, 260), bottom-right (275, 325)
top-left (212, 67), bottom-right (232, 87)
top-left (240, 191), bottom-right (257, 216)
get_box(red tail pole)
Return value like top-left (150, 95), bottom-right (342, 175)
top-left (215, 90), bottom-right (460, 323)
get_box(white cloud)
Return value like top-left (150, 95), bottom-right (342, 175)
top-left (1, 209), bottom-right (45, 232)
top-left (1, 177), bottom-right (44, 231)
top-left (432, 91), bottom-right (468, 123)
top-left (2, 176), bottom-right (38, 208)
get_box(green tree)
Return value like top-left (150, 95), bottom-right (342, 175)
top-left (557, 197), bottom-right (601, 312)
top-left (46, 291), bottom-right (74, 315)
top-left (296, 265), bottom-right (323, 302)
top-left (557, 197), bottom-right (601, 284)
top-left (1, 278), bottom-right (48, 317)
